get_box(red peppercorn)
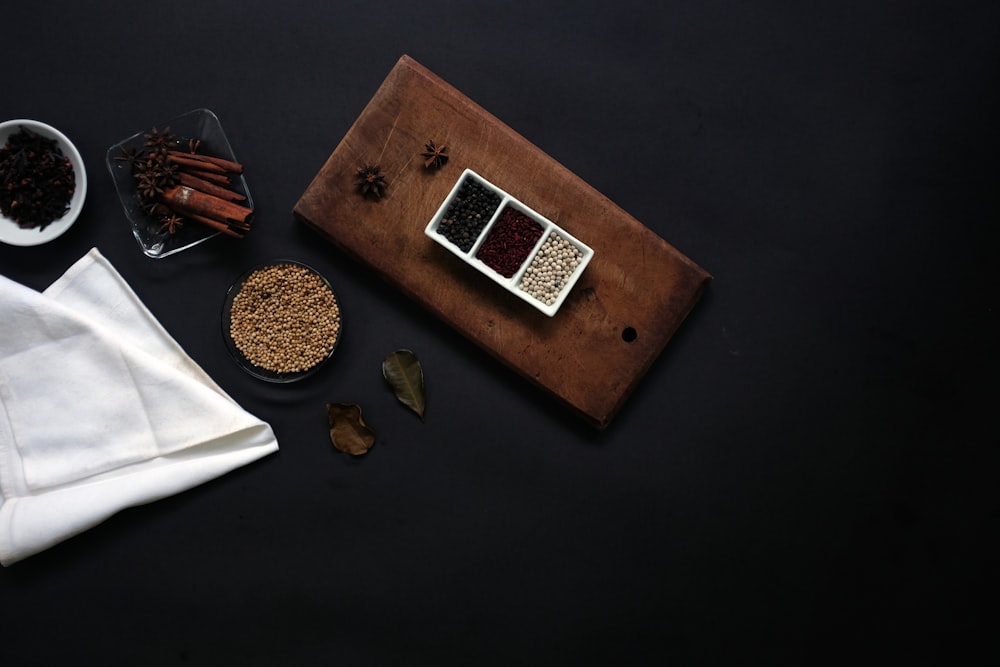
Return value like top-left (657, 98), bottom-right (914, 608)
top-left (476, 207), bottom-right (544, 278)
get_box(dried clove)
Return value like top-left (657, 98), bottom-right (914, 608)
top-left (0, 127), bottom-right (76, 230)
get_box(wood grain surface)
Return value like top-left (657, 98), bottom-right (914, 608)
top-left (293, 55), bottom-right (711, 429)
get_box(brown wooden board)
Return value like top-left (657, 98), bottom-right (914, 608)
top-left (293, 55), bottom-right (712, 429)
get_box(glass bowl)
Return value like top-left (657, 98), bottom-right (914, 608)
top-left (105, 108), bottom-right (251, 258)
top-left (222, 260), bottom-right (343, 383)
top-left (0, 119), bottom-right (88, 247)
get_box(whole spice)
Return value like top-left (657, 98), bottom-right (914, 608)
top-left (475, 206), bottom-right (544, 278)
top-left (0, 127), bottom-right (76, 230)
top-left (119, 126), bottom-right (253, 237)
top-left (356, 164), bottom-right (387, 199)
top-left (158, 213), bottom-right (184, 235)
top-left (229, 263), bottom-right (342, 374)
top-left (420, 142), bottom-right (448, 170)
top-left (143, 126), bottom-right (173, 149)
top-left (435, 176), bottom-right (501, 252)
top-left (159, 186), bottom-right (252, 238)
top-left (517, 231), bottom-right (584, 306)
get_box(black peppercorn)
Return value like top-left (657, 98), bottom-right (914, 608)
top-left (436, 177), bottom-right (501, 252)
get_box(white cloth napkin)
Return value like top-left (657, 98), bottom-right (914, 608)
top-left (0, 248), bottom-right (278, 565)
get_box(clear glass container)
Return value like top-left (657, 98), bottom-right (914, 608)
top-left (105, 108), bottom-right (252, 258)
top-left (222, 260), bottom-right (342, 383)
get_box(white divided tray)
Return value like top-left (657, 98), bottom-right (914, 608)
top-left (424, 169), bottom-right (594, 317)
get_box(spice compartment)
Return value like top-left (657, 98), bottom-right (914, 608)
top-left (424, 169), bottom-right (594, 317)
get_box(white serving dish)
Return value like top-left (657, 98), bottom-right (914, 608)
top-left (424, 169), bottom-right (594, 317)
top-left (0, 119), bottom-right (87, 247)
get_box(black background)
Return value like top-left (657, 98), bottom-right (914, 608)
top-left (1, 1), bottom-right (996, 664)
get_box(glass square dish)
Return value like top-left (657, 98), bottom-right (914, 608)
top-left (105, 108), bottom-right (252, 258)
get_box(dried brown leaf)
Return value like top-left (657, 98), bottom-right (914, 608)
top-left (382, 349), bottom-right (425, 420)
top-left (326, 403), bottom-right (376, 456)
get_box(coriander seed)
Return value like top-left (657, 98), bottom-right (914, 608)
top-left (229, 263), bottom-right (342, 375)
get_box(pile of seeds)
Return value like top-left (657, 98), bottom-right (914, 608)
top-left (517, 232), bottom-right (584, 306)
top-left (475, 206), bottom-right (544, 278)
top-left (0, 127), bottom-right (75, 230)
top-left (229, 263), bottom-right (341, 374)
top-left (435, 176), bottom-right (501, 252)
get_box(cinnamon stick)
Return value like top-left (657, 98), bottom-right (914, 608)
top-left (178, 172), bottom-right (246, 202)
top-left (167, 150), bottom-right (243, 174)
top-left (183, 212), bottom-right (245, 238)
top-left (168, 154), bottom-right (228, 174)
top-left (185, 169), bottom-right (231, 186)
top-left (159, 186), bottom-right (253, 228)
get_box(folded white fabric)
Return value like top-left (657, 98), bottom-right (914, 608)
top-left (0, 248), bottom-right (278, 565)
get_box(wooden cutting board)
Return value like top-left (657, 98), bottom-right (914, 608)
top-left (293, 55), bottom-right (711, 429)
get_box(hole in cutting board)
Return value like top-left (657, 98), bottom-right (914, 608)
top-left (621, 326), bottom-right (637, 342)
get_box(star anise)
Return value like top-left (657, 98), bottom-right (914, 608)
top-left (143, 126), bottom-right (175, 149)
top-left (421, 142), bottom-right (448, 170)
top-left (131, 146), bottom-right (179, 204)
top-left (155, 159), bottom-right (180, 185)
top-left (145, 202), bottom-right (170, 217)
top-left (158, 214), bottom-right (184, 235)
top-left (356, 164), bottom-right (387, 199)
top-left (140, 153), bottom-right (160, 174)
top-left (144, 145), bottom-right (170, 166)
top-left (136, 172), bottom-right (164, 201)
top-left (115, 146), bottom-right (143, 169)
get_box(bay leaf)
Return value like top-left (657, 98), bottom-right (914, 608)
top-left (326, 403), bottom-right (376, 456)
top-left (382, 349), bottom-right (425, 420)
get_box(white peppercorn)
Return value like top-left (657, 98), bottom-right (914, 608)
top-left (517, 232), bottom-right (584, 305)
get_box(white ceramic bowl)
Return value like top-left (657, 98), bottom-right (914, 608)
top-left (425, 169), bottom-right (594, 317)
top-left (0, 119), bottom-right (87, 246)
